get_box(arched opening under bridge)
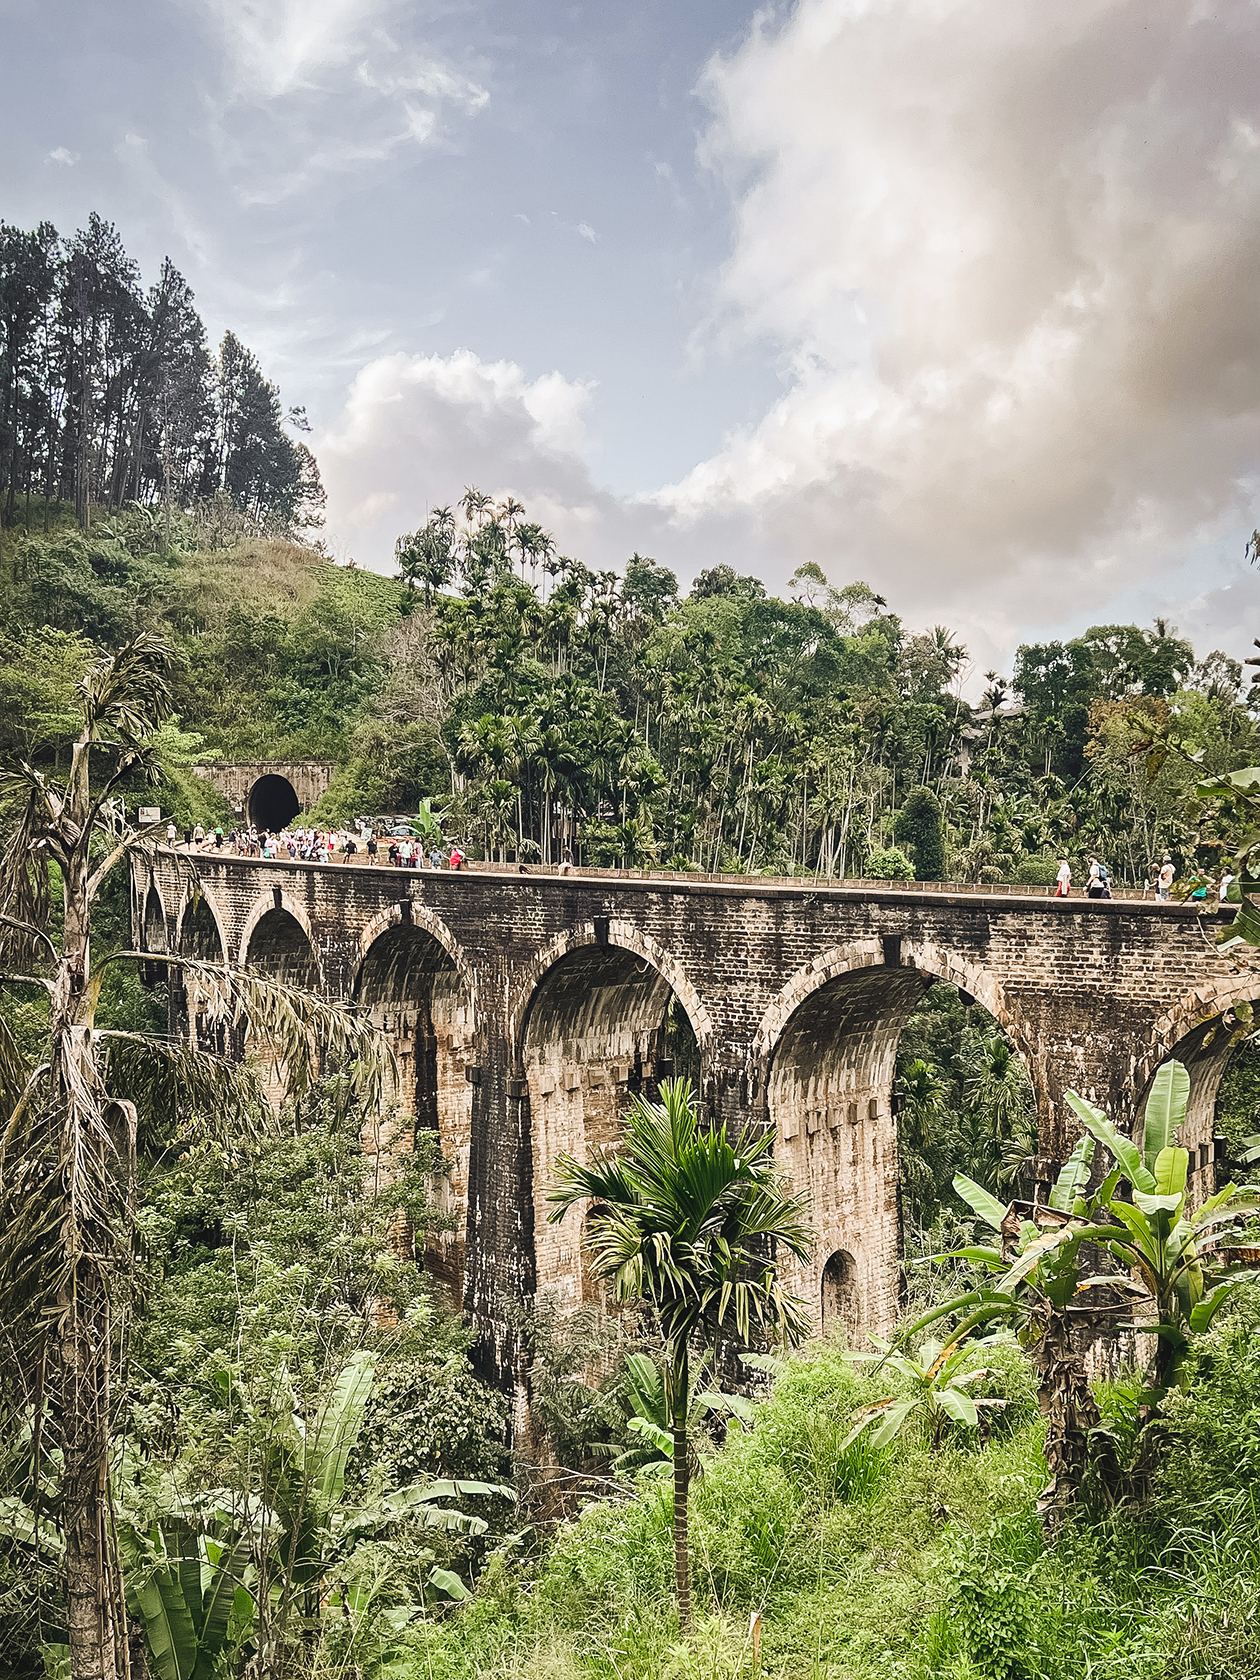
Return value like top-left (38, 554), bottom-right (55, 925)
top-left (354, 920), bottom-right (473, 1297)
top-left (521, 940), bottom-right (701, 1308)
top-left (244, 907), bottom-right (319, 989)
top-left (1159, 1000), bottom-right (1260, 1208)
top-left (766, 960), bottom-right (1035, 1342)
top-left (242, 905), bottom-right (320, 1100)
top-left (173, 895), bottom-right (228, 1049)
top-left (140, 885), bottom-right (168, 987)
top-left (248, 773), bottom-right (300, 832)
top-left (142, 885), bottom-right (167, 954)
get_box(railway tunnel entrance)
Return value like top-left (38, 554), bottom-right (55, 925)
top-left (248, 773), bottom-right (301, 831)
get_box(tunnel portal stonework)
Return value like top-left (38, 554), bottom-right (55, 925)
top-left (196, 761), bottom-right (335, 826)
top-left (136, 855), bottom-right (1250, 1378)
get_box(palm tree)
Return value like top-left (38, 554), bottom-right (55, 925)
top-left (547, 1079), bottom-right (813, 1629)
top-left (0, 634), bottom-right (389, 1680)
top-left (959, 1033), bottom-right (1036, 1191)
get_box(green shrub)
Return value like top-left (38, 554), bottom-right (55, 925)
top-left (866, 845), bottom-right (916, 881)
top-left (1010, 855), bottom-right (1059, 887)
top-left (933, 1513), bottom-right (1047, 1680)
top-left (355, 1347), bottom-right (509, 1487)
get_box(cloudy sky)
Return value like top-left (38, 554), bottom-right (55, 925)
top-left (5, 0), bottom-right (1259, 677)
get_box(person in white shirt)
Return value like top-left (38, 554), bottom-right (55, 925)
top-left (1156, 856), bottom-right (1175, 901)
top-left (1054, 858), bottom-right (1071, 898)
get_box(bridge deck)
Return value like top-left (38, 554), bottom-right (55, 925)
top-left (161, 846), bottom-right (1217, 915)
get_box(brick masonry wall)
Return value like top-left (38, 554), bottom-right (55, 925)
top-left (137, 853), bottom-right (1250, 1379)
top-left (197, 761), bottom-right (335, 815)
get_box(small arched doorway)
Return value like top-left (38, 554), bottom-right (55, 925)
top-left (820, 1249), bottom-right (858, 1345)
top-left (248, 773), bottom-right (300, 831)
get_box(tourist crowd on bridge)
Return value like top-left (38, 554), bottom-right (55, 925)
top-left (165, 821), bottom-right (467, 870)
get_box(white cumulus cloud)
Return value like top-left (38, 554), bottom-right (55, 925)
top-left (313, 0), bottom-right (1260, 676)
top-left (652, 0), bottom-right (1260, 644)
top-left (316, 350), bottom-right (639, 565)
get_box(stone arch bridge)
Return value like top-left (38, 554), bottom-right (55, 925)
top-left (134, 854), bottom-right (1247, 1378)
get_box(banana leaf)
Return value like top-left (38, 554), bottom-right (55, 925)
top-left (1142, 1062), bottom-right (1189, 1174)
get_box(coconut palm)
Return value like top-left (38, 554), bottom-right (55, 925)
top-left (0, 633), bottom-right (389, 1680)
top-left (547, 1079), bottom-right (813, 1629)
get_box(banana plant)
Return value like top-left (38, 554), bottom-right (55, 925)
top-left (118, 1516), bottom-right (252, 1680)
top-left (124, 1352), bottom-right (514, 1678)
top-left (904, 1060), bottom-right (1260, 1524)
top-left (841, 1331), bottom-right (1009, 1451)
top-left (1058, 1062), bottom-right (1260, 1386)
top-left (248, 1350), bottom-right (512, 1659)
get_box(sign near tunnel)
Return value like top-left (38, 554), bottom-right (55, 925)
top-left (135, 851), bottom-right (1243, 1383)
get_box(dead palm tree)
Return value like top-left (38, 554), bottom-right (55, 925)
top-left (0, 633), bottom-right (390, 1680)
top-left (548, 1080), bottom-right (812, 1630)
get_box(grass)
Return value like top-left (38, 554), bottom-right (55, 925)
top-left (396, 1312), bottom-right (1260, 1680)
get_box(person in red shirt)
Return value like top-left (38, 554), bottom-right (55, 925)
top-left (449, 844), bottom-right (464, 870)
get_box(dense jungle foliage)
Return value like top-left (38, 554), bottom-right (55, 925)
top-left (4, 490), bottom-right (1260, 1679)
top-left (2, 486), bottom-right (1257, 886)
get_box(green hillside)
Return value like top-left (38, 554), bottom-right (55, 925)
top-left (0, 508), bottom-right (418, 824)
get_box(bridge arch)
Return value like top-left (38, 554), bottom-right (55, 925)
top-left (352, 903), bottom-right (476, 1298)
top-left (238, 895), bottom-right (322, 1102)
top-left (513, 922), bottom-right (710, 1309)
top-left (508, 921), bottom-right (712, 1056)
top-left (755, 939), bottom-right (1029, 1340)
top-left (174, 890), bottom-right (229, 964)
top-left (141, 881), bottom-right (169, 953)
top-left (248, 772), bottom-right (300, 831)
top-left (238, 891), bottom-right (321, 986)
top-left (355, 901), bottom-right (476, 1006)
top-left (171, 891), bottom-right (231, 1050)
top-left (1141, 974), bottom-right (1260, 1200)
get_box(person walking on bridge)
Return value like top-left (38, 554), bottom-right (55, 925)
top-left (1086, 856), bottom-right (1112, 899)
top-left (1054, 857), bottom-right (1071, 897)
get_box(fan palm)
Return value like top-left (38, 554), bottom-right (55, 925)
top-left (547, 1079), bottom-right (813, 1629)
top-left (0, 633), bottom-right (390, 1680)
